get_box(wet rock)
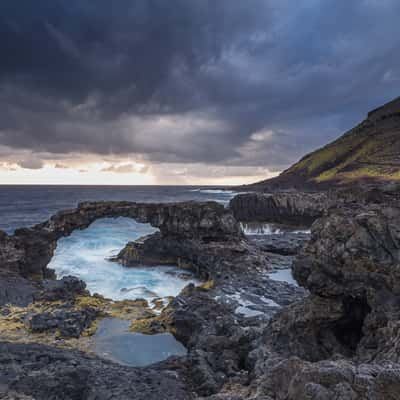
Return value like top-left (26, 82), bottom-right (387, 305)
top-left (133, 277), bottom-right (305, 396)
top-left (115, 231), bottom-right (269, 280)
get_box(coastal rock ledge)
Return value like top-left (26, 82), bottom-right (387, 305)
top-left (229, 191), bottom-right (328, 226)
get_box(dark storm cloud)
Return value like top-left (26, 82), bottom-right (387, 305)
top-left (0, 0), bottom-right (399, 170)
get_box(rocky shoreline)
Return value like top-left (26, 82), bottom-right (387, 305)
top-left (1, 185), bottom-right (400, 399)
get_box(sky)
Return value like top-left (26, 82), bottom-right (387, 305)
top-left (0, 0), bottom-right (399, 185)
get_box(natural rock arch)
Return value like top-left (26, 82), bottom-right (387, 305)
top-left (0, 201), bottom-right (241, 280)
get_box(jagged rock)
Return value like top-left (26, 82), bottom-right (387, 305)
top-left (291, 203), bottom-right (400, 363)
top-left (131, 278), bottom-right (304, 397)
top-left (249, 232), bottom-right (310, 256)
top-left (229, 192), bottom-right (328, 226)
top-left (40, 276), bottom-right (88, 301)
top-left (248, 357), bottom-right (400, 400)
top-left (243, 198), bottom-right (400, 399)
top-left (0, 273), bottom-right (38, 306)
top-left (25, 307), bottom-right (98, 338)
top-left (115, 231), bottom-right (269, 279)
top-left (0, 341), bottom-right (193, 400)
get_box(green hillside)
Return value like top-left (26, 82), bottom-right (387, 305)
top-left (240, 96), bottom-right (400, 191)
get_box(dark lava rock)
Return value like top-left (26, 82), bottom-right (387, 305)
top-left (229, 192), bottom-right (328, 226)
top-left (0, 341), bottom-right (193, 400)
top-left (114, 231), bottom-right (269, 280)
top-left (40, 276), bottom-right (88, 301)
top-left (249, 232), bottom-right (310, 256)
top-left (241, 199), bottom-right (400, 399)
top-left (291, 202), bottom-right (400, 363)
top-left (25, 307), bottom-right (98, 338)
top-left (0, 274), bottom-right (37, 306)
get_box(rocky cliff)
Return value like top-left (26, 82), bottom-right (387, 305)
top-left (238, 96), bottom-right (400, 191)
top-left (241, 186), bottom-right (400, 399)
top-left (229, 191), bottom-right (328, 226)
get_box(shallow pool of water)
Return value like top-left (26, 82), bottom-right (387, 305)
top-left (267, 268), bottom-right (298, 286)
top-left (48, 217), bottom-right (199, 301)
top-left (93, 318), bottom-right (187, 366)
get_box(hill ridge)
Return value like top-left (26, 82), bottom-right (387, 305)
top-left (239, 96), bottom-right (400, 191)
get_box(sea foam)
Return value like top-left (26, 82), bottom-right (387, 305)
top-left (48, 217), bottom-right (199, 302)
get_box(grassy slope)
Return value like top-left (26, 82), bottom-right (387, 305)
top-left (240, 97), bottom-right (400, 191)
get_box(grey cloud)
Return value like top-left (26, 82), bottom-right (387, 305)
top-left (0, 0), bottom-right (399, 172)
top-left (17, 155), bottom-right (44, 170)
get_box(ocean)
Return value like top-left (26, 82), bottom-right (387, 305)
top-left (0, 185), bottom-right (235, 234)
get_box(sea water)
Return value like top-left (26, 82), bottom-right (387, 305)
top-left (48, 217), bottom-right (199, 302)
top-left (93, 318), bottom-right (187, 366)
top-left (0, 185), bottom-right (236, 234)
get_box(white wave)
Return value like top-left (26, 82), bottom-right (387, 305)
top-left (241, 222), bottom-right (310, 235)
top-left (48, 217), bottom-right (199, 302)
top-left (292, 229), bottom-right (311, 234)
top-left (235, 306), bottom-right (264, 317)
top-left (240, 222), bottom-right (282, 235)
top-left (189, 188), bottom-right (236, 194)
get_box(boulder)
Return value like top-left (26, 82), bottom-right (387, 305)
top-left (25, 307), bottom-right (98, 338)
top-left (40, 276), bottom-right (88, 301)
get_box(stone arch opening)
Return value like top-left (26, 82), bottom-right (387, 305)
top-left (47, 217), bottom-right (199, 302)
top-left (2, 201), bottom-right (240, 283)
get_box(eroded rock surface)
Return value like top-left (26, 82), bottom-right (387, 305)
top-left (237, 190), bottom-right (400, 399)
top-left (0, 341), bottom-right (193, 400)
top-left (114, 230), bottom-right (269, 279)
top-left (229, 192), bottom-right (328, 226)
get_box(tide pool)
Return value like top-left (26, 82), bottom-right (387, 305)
top-left (93, 318), bottom-right (187, 366)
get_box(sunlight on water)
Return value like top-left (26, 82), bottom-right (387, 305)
top-left (48, 217), bottom-right (199, 301)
